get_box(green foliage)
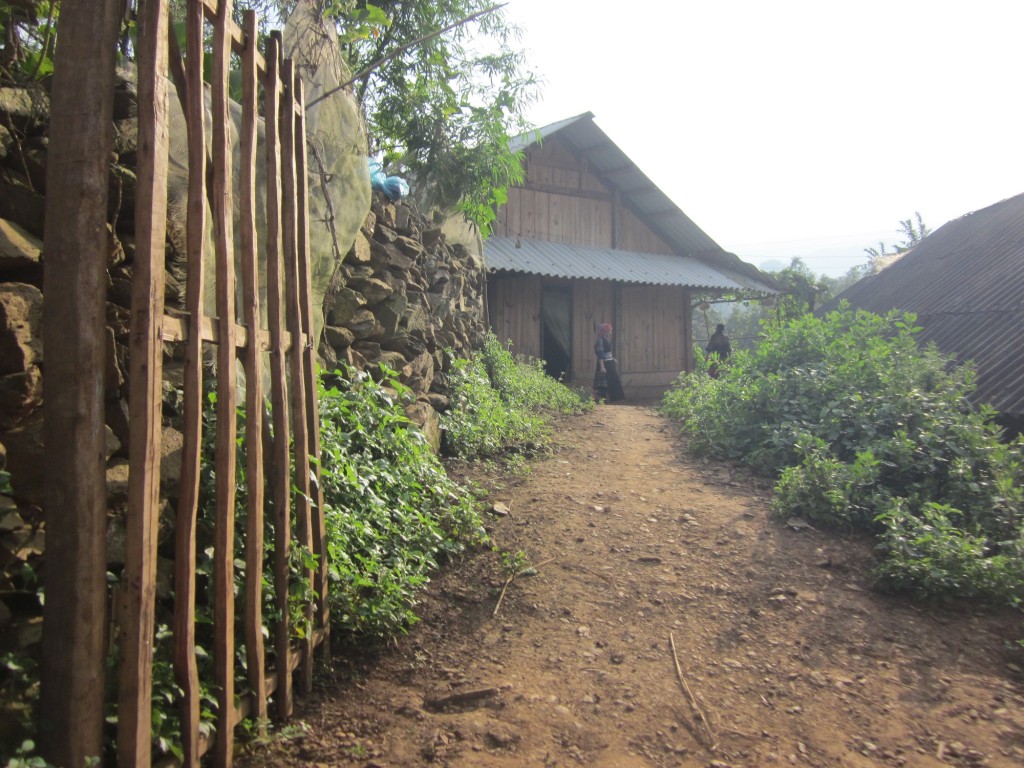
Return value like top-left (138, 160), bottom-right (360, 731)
top-left (663, 306), bottom-right (1024, 604)
top-left (318, 365), bottom-right (486, 638)
top-left (864, 212), bottom-right (931, 263)
top-left (0, 1), bottom-right (58, 83)
top-left (325, 0), bottom-right (540, 235)
top-left (875, 501), bottom-right (1024, 603)
top-left (442, 334), bottom-right (592, 459)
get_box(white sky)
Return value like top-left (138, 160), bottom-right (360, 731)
top-left (500, 0), bottom-right (1024, 275)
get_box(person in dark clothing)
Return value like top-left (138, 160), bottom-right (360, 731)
top-left (706, 323), bottom-right (731, 378)
top-left (594, 322), bottom-right (625, 402)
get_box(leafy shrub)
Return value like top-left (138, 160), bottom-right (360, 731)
top-left (875, 501), bottom-right (1024, 604)
top-left (442, 334), bottom-right (591, 459)
top-left (663, 306), bottom-right (1024, 604)
top-left (318, 367), bottom-right (486, 638)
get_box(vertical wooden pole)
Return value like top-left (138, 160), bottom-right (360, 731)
top-left (239, 9), bottom-right (268, 727)
top-left (39, 1), bottom-right (126, 765)
top-left (682, 290), bottom-right (694, 373)
top-left (211, 2), bottom-right (239, 764)
top-left (264, 32), bottom-right (294, 720)
top-left (172, 1), bottom-right (207, 762)
top-left (292, 81), bottom-right (329, 659)
top-left (281, 60), bottom-right (315, 694)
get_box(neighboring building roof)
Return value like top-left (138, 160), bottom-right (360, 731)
top-left (820, 192), bottom-right (1024, 418)
top-left (486, 237), bottom-right (747, 290)
top-left (503, 113), bottom-right (776, 294)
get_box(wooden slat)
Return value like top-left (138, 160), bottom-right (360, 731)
top-left (211, 2), bottom-right (239, 765)
top-left (264, 32), bottom-right (294, 721)
top-left (160, 314), bottom-right (301, 351)
top-left (239, 9), bottom-right (268, 727)
top-left (198, 0), bottom-right (265, 71)
top-left (281, 60), bottom-right (315, 695)
top-left (293, 81), bottom-right (330, 657)
top-left (37, 1), bottom-right (125, 766)
top-left (115, 0), bottom-right (164, 760)
top-left (171, 2), bottom-right (207, 763)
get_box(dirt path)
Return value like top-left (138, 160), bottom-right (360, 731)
top-left (245, 405), bottom-right (1024, 767)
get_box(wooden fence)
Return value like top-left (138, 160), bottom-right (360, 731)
top-left (116, 1), bottom-right (327, 765)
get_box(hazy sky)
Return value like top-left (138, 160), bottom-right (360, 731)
top-left (500, 0), bottom-right (1024, 275)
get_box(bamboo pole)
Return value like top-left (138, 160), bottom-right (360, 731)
top-left (38, 0), bottom-right (125, 765)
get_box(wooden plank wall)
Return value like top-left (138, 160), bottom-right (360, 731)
top-left (618, 284), bottom-right (688, 397)
top-left (495, 136), bottom-right (679, 256)
top-left (490, 274), bottom-right (542, 359)
top-left (618, 207), bottom-right (674, 256)
top-left (570, 280), bottom-right (615, 386)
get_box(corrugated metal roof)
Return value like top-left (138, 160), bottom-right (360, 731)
top-left (485, 237), bottom-right (745, 290)
top-left (820, 192), bottom-right (1024, 417)
top-left (507, 114), bottom-right (778, 293)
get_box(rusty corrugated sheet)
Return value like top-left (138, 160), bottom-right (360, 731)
top-left (485, 236), bottom-right (746, 289)
top-left (822, 192), bottom-right (1024, 417)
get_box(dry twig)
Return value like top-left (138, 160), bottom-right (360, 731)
top-left (491, 557), bottom-right (555, 618)
top-left (669, 631), bottom-right (718, 751)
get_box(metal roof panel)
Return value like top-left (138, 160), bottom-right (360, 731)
top-left (485, 237), bottom-right (746, 290)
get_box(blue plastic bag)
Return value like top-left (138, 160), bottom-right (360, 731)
top-left (368, 159), bottom-right (387, 190)
top-left (381, 175), bottom-right (410, 201)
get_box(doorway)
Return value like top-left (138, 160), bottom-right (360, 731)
top-left (541, 286), bottom-right (572, 381)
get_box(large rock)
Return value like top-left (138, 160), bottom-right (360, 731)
top-left (348, 275), bottom-right (393, 305)
top-left (344, 230), bottom-right (372, 265)
top-left (0, 283), bottom-right (42, 375)
top-left (2, 413), bottom-right (43, 504)
top-left (0, 87), bottom-right (48, 124)
top-left (347, 308), bottom-right (383, 340)
top-left (0, 368), bottom-right (42, 428)
top-left (0, 177), bottom-right (45, 237)
top-left (326, 287), bottom-right (366, 326)
top-left (0, 218), bottom-right (42, 271)
top-left (371, 291), bottom-right (408, 338)
top-left (404, 400), bottom-right (441, 453)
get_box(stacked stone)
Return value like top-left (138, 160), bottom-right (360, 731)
top-left (322, 192), bottom-right (489, 449)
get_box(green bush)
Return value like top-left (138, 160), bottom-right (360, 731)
top-left (442, 334), bottom-right (592, 459)
top-left (875, 501), bottom-right (1024, 604)
top-left (663, 306), bottom-right (1024, 604)
top-left (318, 367), bottom-right (486, 638)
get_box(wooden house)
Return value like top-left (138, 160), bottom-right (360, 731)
top-left (485, 113), bottom-right (774, 400)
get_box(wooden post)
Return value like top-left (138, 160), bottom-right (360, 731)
top-left (239, 9), bottom-right (268, 727)
top-left (292, 81), bottom-right (329, 659)
top-left (39, 1), bottom-right (125, 765)
top-left (264, 32), bottom-right (294, 721)
top-left (211, 2), bottom-right (239, 764)
top-left (118, 0), bottom-right (173, 761)
top-left (171, 1), bottom-right (208, 762)
top-left (281, 60), bottom-right (315, 695)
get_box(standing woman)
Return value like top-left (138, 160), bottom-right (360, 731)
top-left (594, 322), bottom-right (625, 402)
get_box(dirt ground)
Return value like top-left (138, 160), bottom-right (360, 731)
top-left (243, 404), bottom-right (1024, 767)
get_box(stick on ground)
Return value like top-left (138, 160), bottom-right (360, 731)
top-left (669, 631), bottom-right (719, 751)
